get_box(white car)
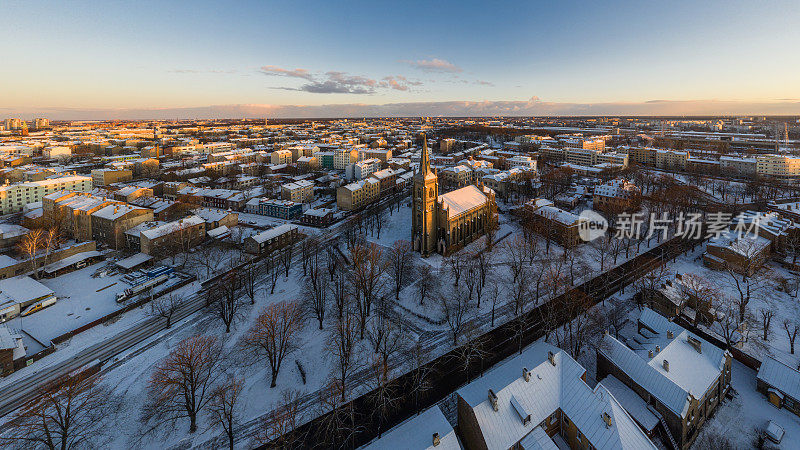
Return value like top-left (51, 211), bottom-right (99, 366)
top-left (766, 420), bottom-right (785, 444)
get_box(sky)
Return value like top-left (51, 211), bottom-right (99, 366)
top-left (1, 0), bottom-right (799, 119)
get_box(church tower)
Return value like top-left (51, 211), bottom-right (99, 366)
top-left (412, 134), bottom-right (438, 256)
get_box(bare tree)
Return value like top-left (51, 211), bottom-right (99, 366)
top-left (607, 299), bottom-right (629, 339)
top-left (267, 255), bottom-right (279, 295)
top-left (475, 251), bottom-right (492, 308)
top-left (241, 264), bottom-right (260, 305)
top-left (257, 390), bottom-right (302, 448)
top-left (416, 268), bottom-right (435, 306)
top-left (488, 280), bottom-right (501, 327)
top-left (388, 240), bottom-right (413, 300)
top-left (0, 372), bottom-right (114, 450)
top-left (141, 335), bottom-right (223, 434)
top-left (300, 236), bottom-right (319, 277)
top-left (303, 256), bottom-right (329, 330)
top-left (350, 243), bottom-right (387, 338)
top-left (456, 322), bottom-right (489, 381)
top-left (330, 266), bottom-right (351, 320)
top-left (405, 339), bottom-right (435, 413)
top-left (208, 376), bottom-right (244, 450)
top-left (327, 304), bottom-right (360, 401)
top-left (367, 299), bottom-right (406, 380)
top-left (760, 309), bottom-right (774, 341)
top-left (17, 228), bottom-right (44, 278)
top-left (148, 293), bottom-right (180, 328)
top-left (784, 319), bottom-right (799, 354)
top-left (503, 234), bottom-right (527, 283)
top-left (242, 301), bottom-right (305, 388)
top-left (438, 285), bottom-right (472, 346)
top-left (366, 357), bottom-right (401, 439)
top-left (713, 296), bottom-right (744, 348)
top-left (210, 272), bottom-right (246, 333)
top-left (279, 243), bottom-right (293, 277)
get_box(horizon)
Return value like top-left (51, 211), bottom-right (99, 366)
top-left (2, 0), bottom-right (799, 119)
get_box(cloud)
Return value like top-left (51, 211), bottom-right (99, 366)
top-left (260, 65), bottom-right (314, 80)
top-left (6, 99), bottom-right (800, 120)
top-left (262, 66), bottom-right (422, 94)
top-left (474, 80), bottom-right (494, 86)
top-left (400, 58), bottom-right (463, 73)
top-left (169, 69), bottom-right (237, 74)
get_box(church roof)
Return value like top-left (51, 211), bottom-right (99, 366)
top-left (438, 185), bottom-right (487, 216)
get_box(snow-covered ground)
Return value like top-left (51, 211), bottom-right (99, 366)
top-left (5, 263), bottom-right (187, 343)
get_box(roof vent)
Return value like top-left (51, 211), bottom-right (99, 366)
top-left (687, 335), bottom-right (702, 353)
top-left (547, 351), bottom-right (556, 366)
top-left (522, 367), bottom-right (530, 382)
top-left (663, 359), bottom-right (669, 372)
top-left (602, 412), bottom-right (613, 428)
top-left (510, 395), bottom-right (531, 425)
top-left (432, 433), bottom-right (440, 447)
top-left (488, 389), bottom-right (498, 411)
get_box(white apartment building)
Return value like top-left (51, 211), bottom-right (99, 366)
top-left (346, 158), bottom-right (381, 180)
top-left (271, 149), bottom-right (293, 165)
top-left (201, 142), bottom-right (235, 154)
top-left (334, 147), bottom-right (359, 170)
top-left (756, 154), bottom-right (800, 177)
top-left (506, 155), bottom-right (537, 170)
top-left (0, 175), bottom-right (93, 214)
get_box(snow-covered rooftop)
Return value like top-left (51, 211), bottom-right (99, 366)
top-left (438, 185), bottom-right (488, 217)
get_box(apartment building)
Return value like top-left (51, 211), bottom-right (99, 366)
top-left (597, 308), bottom-right (732, 450)
top-left (756, 154), bottom-right (800, 177)
top-left (137, 215), bottom-right (206, 256)
top-left (523, 198), bottom-right (587, 247)
top-left (593, 178), bottom-right (640, 213)
top-left (719, 156), bottom-right (757, 176)
top-left (703, 231), bottom-right (771, 276)
top-left (336, 177), bottom-right (380, 211)
top-left (244, 224), bottom-right (298, 254)
top-left (655, 150), bottom-right (689, 171)
top-left (281, 180), bottom-right (314, 203)
top-left (440, 165), bottom-right (473, 190)
top-left (346, 158), bottom-right (381, 180)
top-left (756, 357), bottom-right (800, 418)
top-left (91, 203), bottom-right (154, 249)
top-left (0, 175), bottom-right (92, 214)
top-left (457, 341), bottom-right (655, 450)
top-left (333, 147), bottom-right (359, 170)
top-left (245, 198), bottom-right (302, 219)
top-left (506, 155), bottom-right (537, 170)
top-left (91, 168), bottom-right (133, 186)
top-left (270, 149), bottom-right (293, 165)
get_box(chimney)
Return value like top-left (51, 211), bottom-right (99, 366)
top-left (488, 389), bottom-right (498, 411)
top-left (663, 360), bottom-right (669, 372)
top-left (602, 412), bottom-right (613, 428)
top-left (648, 350), bottom-right (654, 358)
top-left (687, 335), bottom-right (702, 353)
top-left (523, 368), bottom-right (530, 382)
top-left (667, 330), bottom-right (674, 339)
top-left (432, 433), bottom-right (440, 447)
top-left (655, 345), bottom-right (660, 353)
top-left (547, 351), bottom-right (556, 366)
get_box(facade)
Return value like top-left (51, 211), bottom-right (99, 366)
top-left (457, 341), bottom-right (656, 450)
top-left (91, 204), bottom-right (154, 249)
top-left (346, 158), bottom-right (381, 180)
top-left (281, 180), bottom-right (314, 203)
top-left (333, 147), bottom-right (359, 170)
top-left (245, 198), bottom-right (302, 219)
top-left (270, 149), bottom-right (293, 165)
top-left (138, 215), bottom-right (206, 256)
top-left (244, 224), bottom-right (298, 254)
top-left (0, 176), bottom-right (92, 214)
top-left (412, 136), bottom-right (497, 256)
top-left (91, 168), bottom-right (133, 186)
top-left (756, 154), bottom-right (800, 177)
top-left (301, 208), bottom-right (334, 227)
top-left (702, 231), bottom-right (771, 276)
top-left (655, 150), bottom-right (689, 171)
top-left (719, 156), bottom-right (757, 176)
top-left (597, 308), bottom-right (732, 450)
top-left (336, 177), bottom-right (380, 211)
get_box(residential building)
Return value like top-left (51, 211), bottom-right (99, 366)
top-left (138, 215), bottom-right (206, 256)
top-left (593, 179), bottom-right (640, 213)
top-left (281, 180), bottom-right (314, 203)
top-left (333, 147), bottom-right (359, 170)
top-left (756, 154), bottom-right (800, 177)
top-left (91, 203), bottom-right (154, 249)
top-left (702, 231), bottom-right (771, 276)
top-left (244, 224), bottom-right (298, 254)
top-left (191, 207), bottom-right (238, 229)
top-left (271, 149), bottom-right (293, 165)
top-left (655, 150), bottom-right (689, 171)
top-left (597, 308), bottom-right (732, 450)
top-left (756, 357), bottom-right (800, 418)
top-left (363, 405), bottom-right (460, 449)
top-left (457, 341), bottom-right (656, 450)
top-left (346, 158), bottom-right (381, 180)
top-left (301, 208), bottom-right (334, 227)
top-left (245, 198), bottom-right (302, 219)
top-left (0, 176), bottom-right (93, 214)
top-left (337, 177), bottom-right (380, 211)
top-left (91, 168), bottom-right (133, 186)
top-left (523, 198), bottom-right (586, 248)
top-left (719, 156), bottom-right (757, 176)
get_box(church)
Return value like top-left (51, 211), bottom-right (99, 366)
top-left (412, 136), bottom-right (497, 256)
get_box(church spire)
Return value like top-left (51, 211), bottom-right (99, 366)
top-left (420, 133), bottom-right (431, 176)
